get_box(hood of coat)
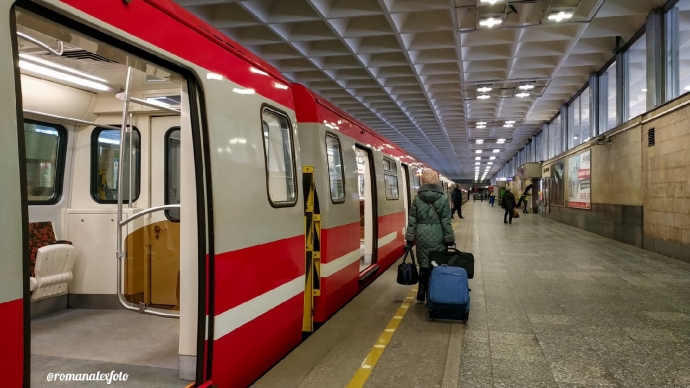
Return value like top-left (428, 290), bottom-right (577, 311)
top-left (418, 183), bottom-right (444, 204)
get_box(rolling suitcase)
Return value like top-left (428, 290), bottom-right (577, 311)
top-left (428, 247), bottom-right (475, 279)
top-left (427, 266), bottom-right (470, 323)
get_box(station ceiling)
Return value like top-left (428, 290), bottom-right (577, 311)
top-left (175, 0), bottom-right (667, 180)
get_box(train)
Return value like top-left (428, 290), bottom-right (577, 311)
top-left (0, 1), bottom-right (456, 387)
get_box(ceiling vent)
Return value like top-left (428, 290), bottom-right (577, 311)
top-left (648, 128), bottom-right (655, 147)
top-left (62, 50), bottom-right (117, 63)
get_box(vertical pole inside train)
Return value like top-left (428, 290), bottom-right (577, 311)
top-left (302, 166), bottom-right (321, 333)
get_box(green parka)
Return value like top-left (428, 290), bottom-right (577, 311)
top-left (405, 183), bottom-right (455, 268)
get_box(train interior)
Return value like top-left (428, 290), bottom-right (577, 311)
top-left (15, 8), bottom-right (196, 385)
top-left (356, 147), bottom-right (375, 272)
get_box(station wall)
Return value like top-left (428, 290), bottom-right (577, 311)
top-left (541, 93), bottom-right (690, 263)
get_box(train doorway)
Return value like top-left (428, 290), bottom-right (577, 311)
top-left (355, 146), bottom-right (377, 273)
top-left (9, 6), bottom-right (204, 386)
top-left (401, 164), bottom-right (411, 230)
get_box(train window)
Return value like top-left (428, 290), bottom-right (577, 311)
top-left (382, 157), bottom-right (399, 200)
top-left (24, 120), bottom-right (67, 204)
top-left (165, 128), bottom-right (181, 221)
top-left (261, 107), bottom-right (297, 206)
top-left (91, 127), bottom-right (141, 204)
top-left (325, 134), bottom-right (345, 203)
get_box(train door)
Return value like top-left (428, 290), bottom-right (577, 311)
top-left (401, 164), bottom-right (411, 230)
top-left (149, 116), bottom-right (181, 308)
top-left (356, 146), bottom-right (377, 273)
top-left (1, 2), bottom-right (28, 385)
top-left (10, 5), bottom-right (207, 386)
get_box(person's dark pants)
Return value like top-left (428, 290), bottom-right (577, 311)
top-left (504, 209), bottom-right (513, 224)
top-left (417, 267), bottom-right (432, 301)
top-left (451, 200), bottom-right (462, 218)
top-left (523, 200), bottom-right (528, 213)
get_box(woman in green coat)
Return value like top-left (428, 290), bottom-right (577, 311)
top-left (404, 171), bottom-right (455, 301)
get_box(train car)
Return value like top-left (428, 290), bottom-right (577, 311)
top-left (0, 1), bottom-right (451, 387)
top-left (292, 84), bottom-right (422, 325)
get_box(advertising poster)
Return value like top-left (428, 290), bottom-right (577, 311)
top-left (550, 162), bottom-right (565, 206)
top-left (568, 150), bottom-right (591, 209)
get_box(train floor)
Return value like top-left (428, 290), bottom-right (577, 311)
top-left (31, 309), bottom-right (190, 387)
top-left (253, 200), bottom-right (690, 388)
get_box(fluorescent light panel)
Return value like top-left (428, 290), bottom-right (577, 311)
top-left (19, 60), bottom-right (114, 92)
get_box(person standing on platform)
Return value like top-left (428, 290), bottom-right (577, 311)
top-left (405, 170), bottom-right (455, 302)
top-left (489, 192), bottom-right (496, 207)
top-left (450, 184), bottom-right (464, 219)
top-left (502, 187), bottom-right (516, 224)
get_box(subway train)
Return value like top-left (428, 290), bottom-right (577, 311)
top-left (0, 1), bottom-right (456, 387)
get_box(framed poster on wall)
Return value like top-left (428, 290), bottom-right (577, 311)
top-left (550, 162), bottom-right (565, 206)
top-left (568, 150), bottom-right (591, 209)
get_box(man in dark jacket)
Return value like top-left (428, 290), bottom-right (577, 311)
top-left (502, 187), bottom-right (516, 224)
top-left (405, 173), bottom-right (455, 301)
top-left (450, 184), bottom-right (464, 219)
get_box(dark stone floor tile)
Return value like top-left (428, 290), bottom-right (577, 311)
top-left (549, 361), bottom-right (619, 386)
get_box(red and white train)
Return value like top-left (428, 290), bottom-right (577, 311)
top-left (0, 1), bottom-right (455, 387)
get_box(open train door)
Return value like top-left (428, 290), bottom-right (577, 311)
top-left (1, 3), bottom-right (29, 386)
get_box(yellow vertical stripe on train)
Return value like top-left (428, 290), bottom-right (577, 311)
top-left (347, 287), bottom-right (418, 388)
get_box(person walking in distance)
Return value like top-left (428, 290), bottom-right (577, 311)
top-left (405, 170), bottom-right (455, 301)
top-left (502, 187), bottom-right (516, 224)
top-left (450, 184), bottom-right (464, 219)
top-left (489, 192), bottom-right (496, 207)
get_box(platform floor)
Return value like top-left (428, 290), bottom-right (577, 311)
top-left (253, 200), bottom-right (690, 388)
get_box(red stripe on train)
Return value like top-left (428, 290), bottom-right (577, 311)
top-left (211, 294), bottom-right (303, 388)
top-left (321, 222), bottom-right (359, 264)
top-left (214, 235), bottom-right (304, 316)
top-left (314, 260), bottom-right (359, 322)
top-left (61, 0), bottom-right (295, 109)
top-left (0, 298), bottom-right (23, 387)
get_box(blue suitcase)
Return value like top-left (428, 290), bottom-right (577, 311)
top-left (427, 266), bottom-right (470, 323)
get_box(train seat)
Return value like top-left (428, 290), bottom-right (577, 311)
top-left (28, 222), bottom-right (75, 301)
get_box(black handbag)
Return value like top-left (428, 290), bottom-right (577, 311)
top-left (397, 245), bottom-right (419, 285)
top-left (428, 247), bottom-right (475, 279)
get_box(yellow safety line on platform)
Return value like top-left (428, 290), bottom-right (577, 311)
top-left (347, 287), bottom-right (418, 388)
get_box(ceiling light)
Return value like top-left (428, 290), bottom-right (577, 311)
top-left (518, 84), bottom-right (535, 90)
top-left (493, 149), bottom-right (500, 153)
top-left (505, 120), bottom-right (515, 125)
top-left (503, 124), bottom-right (513, 128)
top-left (488, 162), bottom-right (494, 165)
top-left (476, 139), bottom-right (484, 144)
top-left (497, 138), bottom-right (506, 143)
top-left (476, 150), bottom-right (483, 153)
top-left (479, 17), bottom-right (502, 28)
top-left (19, 59), bottom-right (115, 92)
top-left (477, 121), bottom-right (487, 125)
top-left (477, 86), bottom-right (492, 93)
top-left (490, 156), bottom-right (496, 160)
top-left (642, 88), bottom-right (647, 92)
top-left (480, 0), bottom-right (502, 4)
top-left (516, 92), bottom-right (530, 98)
top-left (685, 85), bottom-right (690, 91)
top-left (573, 136), bottom-right (578, 140)
top-left (548, 11), bottom-right (573, 22)
top-left (476, 124), bottom-right (487, 129)
top-left (475, 162), bottom-right (481, 165)
top-left (477, 95), bottom-right (491, 100)
top-left (475, 157), bottom-right (481, 160)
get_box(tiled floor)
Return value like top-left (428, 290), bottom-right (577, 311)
top-left (460, 201), bottom-right (690, 388)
